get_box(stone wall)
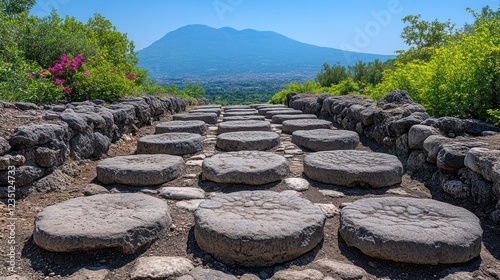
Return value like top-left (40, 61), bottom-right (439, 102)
top-left (0, 96), bottom-right (209, 197)
top-left (286, 91), bottom-right (500, 222)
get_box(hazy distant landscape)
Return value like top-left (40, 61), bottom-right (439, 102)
top-left (137, 25), bottom-right (394, 103)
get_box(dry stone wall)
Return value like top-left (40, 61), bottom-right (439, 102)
top-left (0, 96), bottom-right (208, 198)
top-left (286, 91), bottom-right (500, 222)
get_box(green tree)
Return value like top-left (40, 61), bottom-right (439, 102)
top-left (316, 62), bottom-right (348, 87)
top-left (0, 0), bottom-right (35, 16)
top-left (370, 5), bottom-right (500, 121)
top-left (183, 82), bottom-right (206, 98)
top-left (396, 14), bottom-right (455, 63)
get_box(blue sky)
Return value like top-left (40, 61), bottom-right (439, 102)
top-left (31, 1), bottom-right (498, 55)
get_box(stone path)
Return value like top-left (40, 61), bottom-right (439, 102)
top-left (26, 103), bottom-right (489, 280)
top-left (194, 191), bottom-right (326, 266)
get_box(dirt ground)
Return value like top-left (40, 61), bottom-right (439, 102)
top-left (0, 107), bottom-right (499, 280)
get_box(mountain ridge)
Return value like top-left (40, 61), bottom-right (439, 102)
top-left (137, 24), bottom-right (395, 83)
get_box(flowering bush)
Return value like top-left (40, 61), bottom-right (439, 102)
top-left (44, 53), bottom-right (89, 98)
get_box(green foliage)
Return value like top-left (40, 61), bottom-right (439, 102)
top-left (182, 82), bottom-right (205, 98)
top-left (369, 5), bottom-right (500, 121)
top-left (269, 78), bottom-right (360, 104)
top-left (316, 63), bottom-right (348, 87)
top-left (397, 14), bottom-right (455, 63)
top-left (0, 4), bottom-right (152, 103)
top-left (0, 0), bottom-right (35, 16)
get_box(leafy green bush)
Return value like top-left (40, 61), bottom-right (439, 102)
top-left (369, 5), bottom-right (500, 121)
top-left (268, 78), bottom-right (360, 104)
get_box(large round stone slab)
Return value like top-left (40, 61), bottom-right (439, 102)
top-left (97, 154), bottom-right (184, 186)
top-left (34, 193), bottom-right (171, 254)
top-left (292, 129), bottom-right (360, 151)
top-left (192, 105), bottom-right (221, 109)
top-left (202, 151), bottom-right (288, 185)
top-left (194, 191), bottom-right (326, 266)
top-left (252, 104), bottom-right (286, 109)
top-left (282, 119), bottom-right (333, 134)
top-left (223, 115), bottom-right (266, 122)
top-left (224, 108), bottom-right (258, 113)
top-left (137, 133), bottom-right (203, 155)
top-left (217, 131), bottom-right (280, 151)
top-left (223, 105), bottom-right (251, 110)
top-left (304, 150), bottom-right (403, 188)
top-left (340, 197), bottom-right (482, 264)
top-left (155, 120), bottom-right (207, 135)
top-left (271, 114), bottom-right (318, 124)
top-left (173, 113), bottom-right (218, 124)
top-left (258, 107), bottom-right (292, 115)
top-left (189, 108), bottom-right (221, 116)
top-left (223, 110), bottom-right (259, 117)
top-left (217, 120), bottom-right (272, 134)
top-left (265, 109), bottom-right (303, 119)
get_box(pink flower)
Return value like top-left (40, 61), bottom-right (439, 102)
top-left (55, 78), bottom-right (65, 85)
top-left (126, 73), bottom-right (137, 81)
top-left (27, 73), bottom-right (34, 79)
top-left (64, 86), bottom-right (71, 94)
top-left (111, 69), bottom-right (116, 73)
top-left (83, 71), bottom-right (90, 77)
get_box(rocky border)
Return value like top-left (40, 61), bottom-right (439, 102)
top-left (0, 96), bottom-right (208, 198)
top-left (285, 91), bottom-right (500, 222)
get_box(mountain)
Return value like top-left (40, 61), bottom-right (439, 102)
top-left (137, 24), bottom-right (394, 83)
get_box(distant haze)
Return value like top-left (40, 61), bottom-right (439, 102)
top-left (137, 25), bottom-right (394, 83)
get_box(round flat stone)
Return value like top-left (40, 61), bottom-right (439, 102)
top-left (217, 120), bottom-right (272, 134)
top-left (189, 108), bottom-right (221, 116)
top-left (97, 154), bottom-right (184, 186)
top-left (292, 129), bottom-right (360, 151)
top-left (202, 151), bottom-right (289, 185)
top-left (224, 110), bottom-right (259, 117)
top-left (194, 191), bottom-right (326, 266)
top-left (34, 193), bottom-right (171, 254)
top-left (303, 150), bottom-right (403, 188)
top-left (192, 105), bottom-right (221, 109)
top-left (223, 105), bottom-right (251, 110)
top-left (224, 108), bottom-right (258, 113)
top-left (340, 197), bottom-right (482, 264)
top-left (282, 119), bottom-right (333, 134)
top-left (155, 120), bottom-right (207, 135)
top-left (216, 131), bottom-right (280, 151)
top-left (265, 109), bottom-right (303, 119)
top-left (137, 133), bottom-right (203, 155)
top-left (258, 107), bottom-right (292, 115)
top-left (252, 104), bottom-right (287, 109)
top-left (173, 113), bottom-right (218, 124)
top-left (271, 114), bottom-right (317, 124)
top-left (223, 115), bottom-right (266, 122)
